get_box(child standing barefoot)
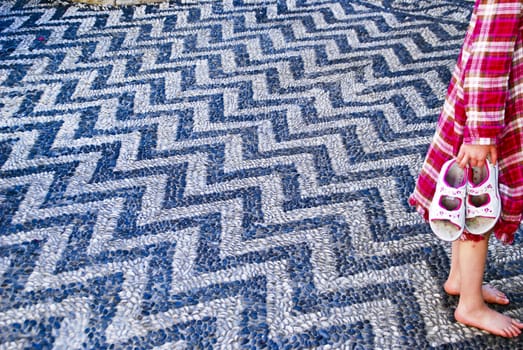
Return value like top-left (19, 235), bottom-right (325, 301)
top-left (409, 0), bottom-right (523, 338)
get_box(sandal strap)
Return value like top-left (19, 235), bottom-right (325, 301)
top-left (468, 162), bottom-right (498, 196)
top-left (466, 202), bottom-right (498, 218)
top-left (435, 185), bottom-right (466, 199)
top-left (431, 205), bottom-right (464, 227)
top-left (467, 182), bottom-right (496, 196)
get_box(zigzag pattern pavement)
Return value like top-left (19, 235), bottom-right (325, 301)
top-left (0, 0), bottom-right (522, 348)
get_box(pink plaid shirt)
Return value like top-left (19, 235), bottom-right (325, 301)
top-left (410, 0), bottom-right (523, 244)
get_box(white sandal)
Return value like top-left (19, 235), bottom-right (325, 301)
top-left (429, 159), bottom-right (467, 241)
top-left (465, 159), bottom-right (501, 235)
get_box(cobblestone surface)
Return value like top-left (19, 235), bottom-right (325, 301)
top-left (0, 0), bottom-right (521, 348)
top-left (70, 0), bottom-right (166, 6)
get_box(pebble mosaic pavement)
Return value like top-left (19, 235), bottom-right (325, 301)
top-left (0, 0), bottom-right (522, 349)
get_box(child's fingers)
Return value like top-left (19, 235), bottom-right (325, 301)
top-left (490, 146), bottom-right (498, 165)
top-left (457, 154), bottom-right (468, 168)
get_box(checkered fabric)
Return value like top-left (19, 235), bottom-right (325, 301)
top-left (410, 0), bottom-right (523, 244)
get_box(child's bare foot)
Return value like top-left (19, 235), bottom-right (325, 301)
top-left (455, 304), bottom-right (523, 338)
top-left (444, 282), bottom-right (509, 305)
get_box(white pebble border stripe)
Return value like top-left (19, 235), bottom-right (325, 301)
top-left (70, 0), bottom-right (166, 5)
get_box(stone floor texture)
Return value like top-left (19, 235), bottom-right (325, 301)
top-left (0, 0), bottom-right (522, 349)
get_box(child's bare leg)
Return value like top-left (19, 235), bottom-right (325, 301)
top-left (444, 240), bottom-right (509, 304)
top-left (454, 236), bottom-right (523, 337)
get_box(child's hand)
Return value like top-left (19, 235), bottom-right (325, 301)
top-left (457, 144), bottom-right (497, 168)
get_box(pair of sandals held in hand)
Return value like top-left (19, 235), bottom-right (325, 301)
top-left (429, 158), bottom-right (501, 241)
